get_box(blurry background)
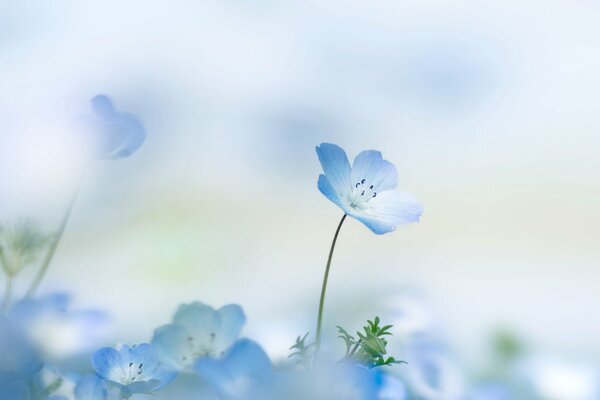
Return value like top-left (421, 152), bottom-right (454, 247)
top-left (1, 0), bottom-right (599, 387)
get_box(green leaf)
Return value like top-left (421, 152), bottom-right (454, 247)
top-left (337, 316), bottom-right (406, 369)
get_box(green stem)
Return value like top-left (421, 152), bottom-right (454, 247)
top-left (314, 213), bottom-right (347, 364)
top-left (2, 275), bottom-right (13, 314)
top-left (25, 178), bottom-right (83, 298)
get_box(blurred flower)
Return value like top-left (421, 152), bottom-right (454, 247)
top-left (0, 317), bottom-right (43, 383)
top-left (316, 143), bottom-right (423, 234)
top-left (1, 381), bottom-right (33, 400)
top-left (152, 302), bottom-right (246, 370)
top-left (403, 335), bottom-right (465, 400)
top-left (82, 95), bottom-right (145, 159)
top-left (469, 383), bottom-right (513, 400)
top-left (10, 293), bottom-right (110, 359)
top-left (91, 343), bottom-right (177, 398)
top-left (194, 339), bottom-right (272, 400)
top-left (269, 363), bottom-right (381, 400)
top-left (375, 371), bottom-right (408, 400)
top-left (74, 375), bottom-right (108, 400)
top-left (43, 373), bottom-right (110, 400)
top-left (0, 317), bottom-right (42, 399)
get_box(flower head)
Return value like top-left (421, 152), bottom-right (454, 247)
top-left (316, 143), bottom-right (423, 234)
top-left (82, 95), bottom-right (146, 159)
top-left (152, 302), bottom-right (246, 370)
top-left (91, 343), bottom-right (176, 397)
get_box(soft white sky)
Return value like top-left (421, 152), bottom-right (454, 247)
top-left (1, 0), bottom-right (599, 370)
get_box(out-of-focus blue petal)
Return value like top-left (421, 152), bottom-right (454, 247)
top-left (90, 95), bottom-right (115, 118)
top-left (0, 380), bottom-right (32, 400)
top-left (152, 324), bottom-right (191, 369)
top-left (10, 293), bottom-right (110, 359)
top-left (351, 150), bottom-right (398, 193)
top-left (351, 191), bottom-right (423, 234)
top-left (214, 305), bottom-right (246, 355)
top-left (316, 143), bottom-right (352, 195)
top-left (469, 383), bottom-right (513, 400)
top-left (405, 336), bottom-right (465, 399)
top-left (75, 375), bottom-right (107, 400)
top-left (0, 317), bottom-right (43, 382)
top-left (84, 95), bottom-right (146, 159)
top-left (375, 371), bottom-right (408, 400)
top-left (194, 339), bottom-right (272, 400)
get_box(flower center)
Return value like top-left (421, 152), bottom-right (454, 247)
top-left (182, 332), bottom-right (218, 365)
top-left (348, 178), bottom-right (377, 209)
top-left (123, 362), bottom-right (144, 384)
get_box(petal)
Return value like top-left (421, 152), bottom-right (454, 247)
top-left (173, 302), bottom-right (219, 333)
top-left (318, 174), bottom-right (349, 212)
top-left (223, 339), bottom-right (272, 377)
top-left (91, 95), bottom-right (115, 118)
top-left (351, 150), bottom-right (398, 192)
top-left (152, 324), bottom-right (192, 370)
top-left (215, 305), bottom-right (246, 354)
top-left (128, 343), bottom-right (160, 373)
top-left (194, 339), bottom-right (271, 398)
top-left (350, 191), bottom-right (423, 234)
top-left (315, 143), bottom-right (351, 195)
top-left (108, 113), bottom-right (145, 159)
top-left (74, 375), bottom-right (107, 400)
top-left (91, 347), bottom-right (123, 383)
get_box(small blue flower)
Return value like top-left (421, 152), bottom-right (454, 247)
top-left (316, 143), bottom-right (423, 234)
top-left (152, 302), bottom-right (246, 370)
top-left (83, 95), bottom-right (146, 159)
top-left (194, 339), bottom-right (272, 400)
top-left (91, 343), bottom-right (176, 398)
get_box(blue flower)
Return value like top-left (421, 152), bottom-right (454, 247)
top-left (194, 339), bottom-right (272, 400)
top-left (10, 293), bottom-right (110, 359)
top-left (83, 95), bottom-right (146, 159)
top-left (91, 343), bottom-right (176, 398)
top-left (316, 143), bottom-right (423, 234)
top-left (0, 317), bottom-right (42, 383)
top-left (152, 302), bottom-right (246, 370)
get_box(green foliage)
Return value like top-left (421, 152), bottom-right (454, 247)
top-left (0, 219), bottom-right (51, 276)
top-left (288, 332), bottom-right (314, 369)
top-left (337, 316), bottom-right (405, 369)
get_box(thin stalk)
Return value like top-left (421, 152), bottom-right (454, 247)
top-left (2, 276), bottom-right (13, 314)
top-left (26, 175), bottom-right (84, 298)
top-left (314, 214), bottom-right (347, 364)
